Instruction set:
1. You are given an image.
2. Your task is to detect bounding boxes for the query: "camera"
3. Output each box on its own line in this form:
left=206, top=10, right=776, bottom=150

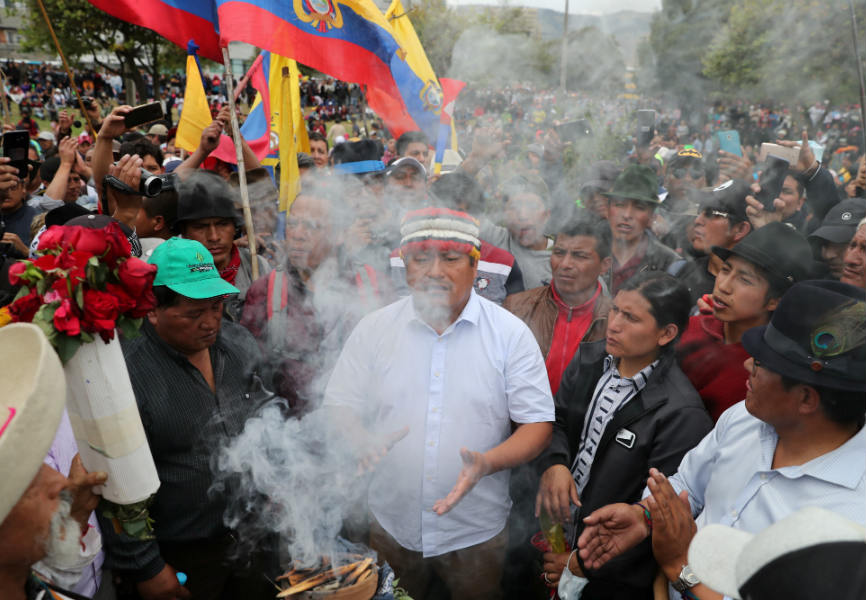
left=138, top=169, right=171, bottom=197
left=104, top=169, right=175, bottom=198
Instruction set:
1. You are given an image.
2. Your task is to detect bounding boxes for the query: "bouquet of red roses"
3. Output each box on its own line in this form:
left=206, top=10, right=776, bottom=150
left=6, top=222, right=157, bottom=361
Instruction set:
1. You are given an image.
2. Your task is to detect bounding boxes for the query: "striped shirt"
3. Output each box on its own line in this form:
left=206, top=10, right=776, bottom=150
left=571, top=356, right=658, bottom=494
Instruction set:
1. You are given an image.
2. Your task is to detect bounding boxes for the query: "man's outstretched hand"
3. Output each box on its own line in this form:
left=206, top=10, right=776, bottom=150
left=577, top=502, right=649, bottom=570
left=357, top=426, right=410, bottom=475
left=433, top=448, right=491, bottom=515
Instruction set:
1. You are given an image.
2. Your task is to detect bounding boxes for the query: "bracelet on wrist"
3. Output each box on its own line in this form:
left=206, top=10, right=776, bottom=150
left=632, top=501, right=653, bottom=534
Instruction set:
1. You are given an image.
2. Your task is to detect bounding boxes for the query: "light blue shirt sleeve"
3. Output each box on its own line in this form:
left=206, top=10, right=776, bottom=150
left=644, top=406, right=736, bottom=517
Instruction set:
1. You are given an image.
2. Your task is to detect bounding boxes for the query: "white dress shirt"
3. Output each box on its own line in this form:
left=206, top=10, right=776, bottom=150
left=646, top=401, right=866, bottom=600
left=324, top=290, right=554, bottom=557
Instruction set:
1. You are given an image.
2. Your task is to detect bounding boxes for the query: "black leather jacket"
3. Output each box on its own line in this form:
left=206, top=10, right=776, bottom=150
left=536, top=340, right=713, bottom=599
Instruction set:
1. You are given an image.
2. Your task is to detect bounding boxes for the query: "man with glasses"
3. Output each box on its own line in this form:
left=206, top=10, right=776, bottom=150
left=673, top=179, right=753, bottom=305
left=676, top=222, right=812, bottom=421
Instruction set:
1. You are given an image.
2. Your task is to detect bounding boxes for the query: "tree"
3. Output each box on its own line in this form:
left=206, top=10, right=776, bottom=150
left=405, top=0, right=469, bottom=77
left=646, top=0, right=735, bottom=110
left=16, top=0, right=185, bottom=100
left=701, top=0, right=866, bottom=105
left=564, top=27, right=626, bottom=95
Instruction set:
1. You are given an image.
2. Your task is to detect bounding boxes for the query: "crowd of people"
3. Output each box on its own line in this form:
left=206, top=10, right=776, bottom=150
left=1, top=60, right=865, bottom=600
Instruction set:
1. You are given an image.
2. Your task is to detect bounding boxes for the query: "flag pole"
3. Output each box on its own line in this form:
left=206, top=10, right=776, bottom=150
left=221, top=46, right=259, bottom=280
left=0, top=67, right=9, bottom=125
left=360, top=85, right=371, bottom=137
left=35, top=0, right=96, bottom=135
left=279, top=66, right=294, bottom=212
left=848, top=0, right=866, bottom=152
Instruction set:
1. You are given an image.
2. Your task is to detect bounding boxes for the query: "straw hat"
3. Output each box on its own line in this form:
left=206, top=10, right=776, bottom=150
left=0, top=323, right=67, bottom=524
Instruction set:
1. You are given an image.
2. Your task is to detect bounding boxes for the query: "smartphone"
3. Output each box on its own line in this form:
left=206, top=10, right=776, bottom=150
left=716, top=130, right=742, bottom=156
left=809, top=141, right=825, bottom=163
left=2, top=130, right=30, bottom=178
left=756, top=155, right=790, bottom=212
left=124, top=102, right=165, bottom=129
left=636, top=109, right=656, bottom=147
left=759, top=142, right=800, bottom=165
left=556, top=119, right=592, bottom=143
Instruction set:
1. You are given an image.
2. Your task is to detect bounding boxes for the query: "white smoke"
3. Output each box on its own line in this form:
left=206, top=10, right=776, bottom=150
left=213, top=403, right=375, bottom=567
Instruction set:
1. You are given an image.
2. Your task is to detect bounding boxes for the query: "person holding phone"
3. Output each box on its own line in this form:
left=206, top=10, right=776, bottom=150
left=677, top=223, right=812, bottom=421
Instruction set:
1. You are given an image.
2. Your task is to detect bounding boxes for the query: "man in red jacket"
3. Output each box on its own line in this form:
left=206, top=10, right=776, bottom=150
left=504, top=219, right=612, bottom=395
left=677, top=222, right=812, bottom=420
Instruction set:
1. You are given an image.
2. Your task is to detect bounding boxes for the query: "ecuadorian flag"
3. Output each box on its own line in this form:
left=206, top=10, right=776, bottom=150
left=216, top=0, right=404, bottom=105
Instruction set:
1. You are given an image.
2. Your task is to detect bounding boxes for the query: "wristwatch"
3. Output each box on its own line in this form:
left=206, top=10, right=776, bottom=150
left=671, top=564, right=700, bottom=592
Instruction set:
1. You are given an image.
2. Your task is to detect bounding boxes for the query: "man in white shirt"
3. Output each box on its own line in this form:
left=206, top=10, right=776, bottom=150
left=324, top=207, right=554, bottom=600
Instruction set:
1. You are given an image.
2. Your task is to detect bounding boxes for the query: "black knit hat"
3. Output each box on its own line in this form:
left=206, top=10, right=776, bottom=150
left=741, top=280, right=866, bottom=391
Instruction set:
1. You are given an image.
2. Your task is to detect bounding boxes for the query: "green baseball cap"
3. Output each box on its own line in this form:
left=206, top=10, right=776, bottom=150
left=148, top=237, right=240, bottom=299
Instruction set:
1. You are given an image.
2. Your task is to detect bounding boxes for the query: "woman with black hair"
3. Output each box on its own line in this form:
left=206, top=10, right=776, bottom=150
left=534, top=271, right=713, bottom=599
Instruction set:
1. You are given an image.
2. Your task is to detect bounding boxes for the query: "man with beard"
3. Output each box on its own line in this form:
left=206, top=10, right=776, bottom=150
left=0, top=323, right=106, bottom=600
left=324, top=208, right=554, bottom=600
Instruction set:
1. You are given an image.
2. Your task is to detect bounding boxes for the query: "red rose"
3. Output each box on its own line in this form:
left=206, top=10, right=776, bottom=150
left=33, top=254, right=59, bottom=272
left=49, top=277, right=74, bottom=300
left=82, top=289, right=120, bottom=341
left=53, top=298, right=81, bottom=336
left=118, top=257, right=157, bottom=297
left=103, top=222, right=131, bottom=263
left=130, top=288, right=156, bottom=318
left=8, top=289, right=42, bottom=323
left=37, top=226, right=67, bottom=253
left=8, top=261, right=27, bottom=286
left=66, top=226, right=109, bottom=257
left=106, top=283, right=136, bottom=313
left=57, top=250, right=91, bottom=282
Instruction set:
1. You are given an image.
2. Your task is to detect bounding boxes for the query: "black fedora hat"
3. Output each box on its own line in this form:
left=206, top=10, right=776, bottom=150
left=712, top=222, right=812, bottom=288
left=741, top=280, right=866, bottom=391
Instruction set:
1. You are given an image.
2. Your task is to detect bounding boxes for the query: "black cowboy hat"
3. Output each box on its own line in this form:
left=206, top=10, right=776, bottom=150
left=741, top=280, right=866, bottom=391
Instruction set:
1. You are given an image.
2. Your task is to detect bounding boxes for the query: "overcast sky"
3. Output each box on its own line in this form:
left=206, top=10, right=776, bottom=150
left=446, top=0, right=661, bottom=15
